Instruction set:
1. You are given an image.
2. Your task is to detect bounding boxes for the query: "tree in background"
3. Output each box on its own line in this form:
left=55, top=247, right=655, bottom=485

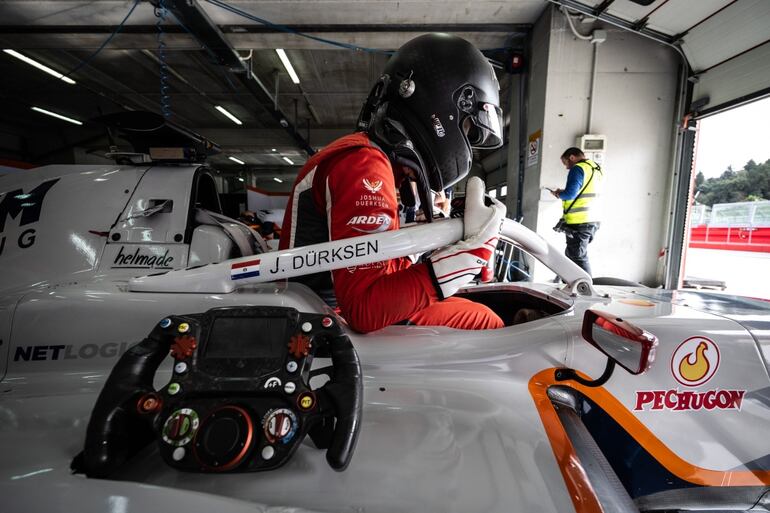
left=695, top=158, right=770, bottom=206
left=695, top=171, right=705, bottom=189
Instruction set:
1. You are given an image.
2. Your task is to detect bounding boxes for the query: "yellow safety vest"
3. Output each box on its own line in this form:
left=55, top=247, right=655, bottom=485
left=562, top=160, right=602, bottom=225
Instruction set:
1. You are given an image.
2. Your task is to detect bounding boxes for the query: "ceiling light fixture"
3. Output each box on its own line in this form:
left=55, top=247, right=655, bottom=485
left=4, top=49, right=76, bottom=84
left=282, top=156, right=294, bottom=165
left=271, top=148, right=277, bottom=152
left=31, top=106, right=82, bottom=125
left=237, top=177, right=245, bottom=182
left=228, top=156, right=246, bottom=165
left=215, top=105, right=243, bottom=125
left=273, top=177, right=283, bottom=183
left=275, top=49, right=300, bottom=84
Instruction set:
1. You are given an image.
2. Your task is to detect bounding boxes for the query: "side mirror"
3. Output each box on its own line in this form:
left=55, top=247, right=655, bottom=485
left=581, top=309, right=657, bottom=375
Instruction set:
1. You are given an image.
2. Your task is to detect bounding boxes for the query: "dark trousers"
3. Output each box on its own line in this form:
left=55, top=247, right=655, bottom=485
left=564, top=223, right=598, bottom=276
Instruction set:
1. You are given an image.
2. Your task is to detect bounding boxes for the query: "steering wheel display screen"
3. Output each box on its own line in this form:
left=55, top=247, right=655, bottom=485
left=205, top=316, right=288, bottom=359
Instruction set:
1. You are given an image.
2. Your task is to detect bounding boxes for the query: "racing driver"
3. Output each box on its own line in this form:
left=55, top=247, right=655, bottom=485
left=280, top=33, right=506, bottom=333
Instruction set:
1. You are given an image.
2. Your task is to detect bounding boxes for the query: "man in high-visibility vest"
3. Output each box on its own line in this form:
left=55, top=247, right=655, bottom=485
left=550, top=147, right=603, bottom=275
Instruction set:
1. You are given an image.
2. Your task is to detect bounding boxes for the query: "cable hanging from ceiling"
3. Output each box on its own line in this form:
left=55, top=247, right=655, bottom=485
left=156, top=4, right=240, bottom=92
left=155, top=0, right=173, bottom=119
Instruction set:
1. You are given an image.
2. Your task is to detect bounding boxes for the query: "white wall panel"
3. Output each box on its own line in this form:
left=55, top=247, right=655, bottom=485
left=681, top=0, right=770, bottom=72
left=644, top=0, right=728, bottom=36
left=605, top=0, right=667, bottom=25
left=693, top=41, right=770, bottom=114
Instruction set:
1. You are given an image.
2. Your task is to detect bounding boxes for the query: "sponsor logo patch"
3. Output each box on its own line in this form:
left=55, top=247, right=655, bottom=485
left=634, top=337, right=745, bottom=412
left=112, top=246, right=174, bottom=269
left=363, top=178, right=383, bottom=194
left=346, top=213, right=392, bottom=233
left=634, top=389, right=745, bottom=412
left=0, top=178, right=59, bottom=258
left=671, top=336, right=719, bottom=387
left=14, top=342, right=132, bottom=361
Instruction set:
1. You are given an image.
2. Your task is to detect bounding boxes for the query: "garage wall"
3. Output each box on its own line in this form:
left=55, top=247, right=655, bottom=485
left=522, top=6, right=679, bottom=284
left=518, top=8, right=551, bottom=231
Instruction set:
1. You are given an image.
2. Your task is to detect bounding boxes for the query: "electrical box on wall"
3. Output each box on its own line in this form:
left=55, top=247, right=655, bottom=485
left=575, top=134, right=607, bottom=165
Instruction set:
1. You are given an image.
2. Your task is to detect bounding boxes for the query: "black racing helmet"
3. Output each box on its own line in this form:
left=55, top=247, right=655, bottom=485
left=361, top=33, right=503, bottom=193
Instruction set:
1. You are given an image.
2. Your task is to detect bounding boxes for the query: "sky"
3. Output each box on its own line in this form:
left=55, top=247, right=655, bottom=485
left=694, top=96, right=770, bottom=178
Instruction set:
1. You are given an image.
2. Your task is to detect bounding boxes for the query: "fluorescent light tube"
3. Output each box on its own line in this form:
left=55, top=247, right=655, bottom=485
left=273, top=177, right=283, bottom=183
left=282, top=156, right=294, bottom=165
left=275, top=49, right=300, bottom=84
left=228, top=156, right=245, bottom=165
left=31, top=106, right=82, bottom=125
left=215, top=105, right=243, bottom=125
left=4, top=49, right=76, bottom=84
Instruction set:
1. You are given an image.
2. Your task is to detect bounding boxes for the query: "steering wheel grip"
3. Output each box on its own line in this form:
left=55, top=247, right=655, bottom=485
left=324, top=335, right=363, bottom=471
left=79, top=334, right=169, bottom=477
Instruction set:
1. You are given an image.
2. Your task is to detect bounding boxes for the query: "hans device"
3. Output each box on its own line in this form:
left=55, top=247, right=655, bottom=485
left=73, top=306, right=362, bottom=477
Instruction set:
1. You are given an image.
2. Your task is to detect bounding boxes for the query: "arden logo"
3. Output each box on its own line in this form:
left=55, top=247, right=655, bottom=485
left=346, top=213, right=392, bottom=233
left=635, top=337, right=745, bottom=412
left=363, top=178, right=383, bottom=194
left=671, top=337, right=719, bottom=387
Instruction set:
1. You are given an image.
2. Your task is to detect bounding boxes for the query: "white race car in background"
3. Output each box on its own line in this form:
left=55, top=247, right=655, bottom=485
left=1, top=161, right=769, bottom=513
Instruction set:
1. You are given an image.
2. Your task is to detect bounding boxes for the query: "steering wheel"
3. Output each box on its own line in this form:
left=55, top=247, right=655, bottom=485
left=73, top=306, right=363, bottom=477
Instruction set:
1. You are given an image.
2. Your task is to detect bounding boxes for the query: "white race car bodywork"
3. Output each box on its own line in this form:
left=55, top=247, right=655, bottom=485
left=1, top=164, right=769, bottom=513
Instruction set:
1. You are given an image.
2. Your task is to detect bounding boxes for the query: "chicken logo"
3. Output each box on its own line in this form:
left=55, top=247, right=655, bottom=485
left=636, top=336, right=743, bottom=412
left=679, top=342, right=710, bottom=381
left=363, top=178, right=383, bottom=194
left=671, top=337, right=720, bottom=387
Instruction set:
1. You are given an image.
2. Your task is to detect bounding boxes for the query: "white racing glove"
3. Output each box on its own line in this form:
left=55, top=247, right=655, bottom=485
left=427, top=177, right=506, bottom=300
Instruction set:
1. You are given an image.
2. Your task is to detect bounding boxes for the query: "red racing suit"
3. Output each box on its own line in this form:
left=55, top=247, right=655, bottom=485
left=280, top=133, right=502, bottom=333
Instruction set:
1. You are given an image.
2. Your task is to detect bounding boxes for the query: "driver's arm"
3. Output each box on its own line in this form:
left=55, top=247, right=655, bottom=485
left=326, top=148, right=440, bottom=333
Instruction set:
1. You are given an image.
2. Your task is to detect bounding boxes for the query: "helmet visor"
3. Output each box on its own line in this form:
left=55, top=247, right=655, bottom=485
left=463, top=102, right=504, bottom=149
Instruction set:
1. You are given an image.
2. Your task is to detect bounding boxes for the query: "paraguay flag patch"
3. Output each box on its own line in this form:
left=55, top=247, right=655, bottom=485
left=230, top=259, right=260, bottom=280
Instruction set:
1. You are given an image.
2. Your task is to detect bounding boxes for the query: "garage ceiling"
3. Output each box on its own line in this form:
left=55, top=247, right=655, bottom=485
left=0, top=0, right=536, bottom=174
left=1, top=0, right=768, bottom=175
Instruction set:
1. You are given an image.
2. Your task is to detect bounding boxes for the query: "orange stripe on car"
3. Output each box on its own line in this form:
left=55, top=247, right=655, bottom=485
left=529, top=367, right=770, bottom=508
left=528, top=372, right=603, bottom=513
